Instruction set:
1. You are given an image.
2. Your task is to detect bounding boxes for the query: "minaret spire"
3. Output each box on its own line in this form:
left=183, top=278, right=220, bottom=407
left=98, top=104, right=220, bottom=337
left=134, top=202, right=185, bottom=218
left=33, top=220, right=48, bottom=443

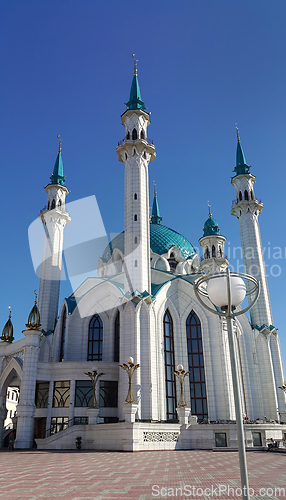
left=234, top=125, right=249, bottom=175
left=151, top=181, right=162, bottom=225
left=125, top=54, right=146, bottom=111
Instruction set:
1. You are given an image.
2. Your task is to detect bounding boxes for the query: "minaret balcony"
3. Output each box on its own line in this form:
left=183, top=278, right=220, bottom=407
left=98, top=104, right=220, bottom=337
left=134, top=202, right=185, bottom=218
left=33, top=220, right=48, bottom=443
left=232, top=198, right=262, bottom=206
left=117, top=137, right=154, bottom=147
left=116, top=137, right=156, bottom=162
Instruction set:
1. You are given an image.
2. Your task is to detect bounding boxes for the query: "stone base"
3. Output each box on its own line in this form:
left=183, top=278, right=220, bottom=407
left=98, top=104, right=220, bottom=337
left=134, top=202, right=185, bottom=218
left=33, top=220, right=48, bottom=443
left=176, top=407, right=191, bottom=425
left=86, top=408, right=100, bottom=425
left=122, top=403, right=138, bottom=423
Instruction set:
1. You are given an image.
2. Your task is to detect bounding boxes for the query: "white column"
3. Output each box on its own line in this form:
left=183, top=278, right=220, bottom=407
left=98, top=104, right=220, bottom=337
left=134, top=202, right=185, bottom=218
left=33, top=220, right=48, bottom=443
left=15, top=329, right=41, bottom=449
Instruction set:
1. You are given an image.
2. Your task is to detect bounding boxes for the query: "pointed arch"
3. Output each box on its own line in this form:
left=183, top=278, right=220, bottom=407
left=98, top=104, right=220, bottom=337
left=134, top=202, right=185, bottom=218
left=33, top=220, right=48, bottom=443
left=140, top=130, right=145, bottom=140
left=186, top=310, right=208, bottom=421
left=126, top=131, right=130, bottom=140
left=114, top=311, right=120, bottom=362
left=163, top=309, right=177, bottom=421
left=0, top=357, right=23, bottom=395
left=132, top=128, right=137, bottom=140
left=88, top=314, right=103, bottom=361
left=239, top=191, right=242, bottom=201
left=212, top=245, right=216, bottom=257
left=51, top=199, right=56, bottom=210
left=244, top=190, right=249, bottom=201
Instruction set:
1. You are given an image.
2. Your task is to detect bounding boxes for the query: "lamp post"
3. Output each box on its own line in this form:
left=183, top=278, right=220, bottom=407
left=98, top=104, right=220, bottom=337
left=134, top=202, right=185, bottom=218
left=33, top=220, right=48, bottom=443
left=119, top=357, right=140, bottom=404
left=173, top=364, right=189, bottom=407
left=194, top=269, right=259, bottom=500
left=85, top=366, right=104, bottom=409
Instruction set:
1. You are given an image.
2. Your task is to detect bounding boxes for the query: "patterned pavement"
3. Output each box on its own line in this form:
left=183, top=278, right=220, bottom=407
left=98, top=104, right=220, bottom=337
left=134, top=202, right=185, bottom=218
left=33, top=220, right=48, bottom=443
left=0, top=449, right=285, bottom=499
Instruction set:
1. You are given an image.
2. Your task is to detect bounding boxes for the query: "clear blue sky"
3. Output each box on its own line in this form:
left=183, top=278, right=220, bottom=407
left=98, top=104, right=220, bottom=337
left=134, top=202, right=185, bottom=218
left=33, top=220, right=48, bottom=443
left=1, top=1, right=286, bottom=363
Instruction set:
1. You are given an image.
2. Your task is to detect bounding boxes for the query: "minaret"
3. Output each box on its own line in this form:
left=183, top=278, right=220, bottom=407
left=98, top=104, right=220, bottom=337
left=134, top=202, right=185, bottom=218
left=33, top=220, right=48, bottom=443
left=231, top=127, right=272, bottom=327
left=38, top=137, right=71, bottom=333
left=199, top=203, right=229, bottom=275
left=116, top=56, right=156, bottom=294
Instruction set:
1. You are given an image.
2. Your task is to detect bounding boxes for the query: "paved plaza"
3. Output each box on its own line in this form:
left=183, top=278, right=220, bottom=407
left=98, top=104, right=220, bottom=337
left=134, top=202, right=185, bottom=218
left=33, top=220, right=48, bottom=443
left=0, top=449, right=285, bottom=500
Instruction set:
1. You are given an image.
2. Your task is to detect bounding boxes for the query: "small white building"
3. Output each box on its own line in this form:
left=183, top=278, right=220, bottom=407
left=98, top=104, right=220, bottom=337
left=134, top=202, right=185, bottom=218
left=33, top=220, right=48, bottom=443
left=0, top=60, right=285, bottom=451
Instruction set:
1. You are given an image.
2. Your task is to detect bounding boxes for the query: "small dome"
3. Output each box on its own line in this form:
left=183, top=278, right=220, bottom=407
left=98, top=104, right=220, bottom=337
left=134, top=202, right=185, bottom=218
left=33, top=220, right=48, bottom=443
left=26, top=293, right=41, bottom=330
left=1, top=309, right=13, bottom=343
left=202, top=217, right=221, bottom=237
left=102, top=224, right=196, bottom=263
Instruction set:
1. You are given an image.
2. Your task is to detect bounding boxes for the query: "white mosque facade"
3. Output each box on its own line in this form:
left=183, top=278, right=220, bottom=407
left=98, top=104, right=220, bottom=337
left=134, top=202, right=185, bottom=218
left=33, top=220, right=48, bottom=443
left=0, top=62, right=285, bottom=451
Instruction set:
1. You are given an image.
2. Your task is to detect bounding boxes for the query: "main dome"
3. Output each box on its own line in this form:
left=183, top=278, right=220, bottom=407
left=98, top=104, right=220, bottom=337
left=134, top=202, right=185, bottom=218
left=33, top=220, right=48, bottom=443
left=102, top=224, right=196, bottom=263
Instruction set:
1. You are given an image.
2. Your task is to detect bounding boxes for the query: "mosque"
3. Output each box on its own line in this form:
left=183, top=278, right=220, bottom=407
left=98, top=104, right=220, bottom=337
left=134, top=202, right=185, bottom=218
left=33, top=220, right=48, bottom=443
left=0, top=59, right=285, bottom=451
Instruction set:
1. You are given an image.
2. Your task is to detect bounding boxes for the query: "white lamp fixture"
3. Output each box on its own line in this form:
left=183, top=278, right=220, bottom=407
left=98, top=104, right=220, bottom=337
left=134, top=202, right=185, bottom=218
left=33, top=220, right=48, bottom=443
left=207, top=274, right=246, bottom=310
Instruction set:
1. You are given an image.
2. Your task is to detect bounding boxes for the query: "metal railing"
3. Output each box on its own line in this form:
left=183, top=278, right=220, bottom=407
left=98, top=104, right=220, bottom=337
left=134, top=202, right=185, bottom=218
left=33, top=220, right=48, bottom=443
left=200, top=254, right=228, bottom=262
left=117, top=137, right=154, bottom=147
left=232, top=198, right=262, bottom=206
left=45, top=416, right=88, bottom=438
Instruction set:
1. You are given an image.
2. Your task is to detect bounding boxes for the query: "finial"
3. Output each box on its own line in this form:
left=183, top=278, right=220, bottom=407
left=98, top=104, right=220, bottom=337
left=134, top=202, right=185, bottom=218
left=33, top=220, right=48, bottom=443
left=34, top=289, right=38, bottom=304
left=153, top=180, right=157, bottom=197
left=235, top=124, right=240, bottom=143
left=132, top=53, right=138, bottom=76
left=57, top=134, right=62, bottom=154
left=207, top=201, right=212, bottom=219
left=8, top=305, right=11, bottom=319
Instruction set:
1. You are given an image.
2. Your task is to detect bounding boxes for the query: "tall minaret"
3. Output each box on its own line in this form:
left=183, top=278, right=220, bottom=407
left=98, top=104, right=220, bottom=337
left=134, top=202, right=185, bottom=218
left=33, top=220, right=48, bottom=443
left=231, top=128, right=272, bottom=328
left=38, top=137, right=71, bottom=333
left=116, top=56, right=156, bottom=294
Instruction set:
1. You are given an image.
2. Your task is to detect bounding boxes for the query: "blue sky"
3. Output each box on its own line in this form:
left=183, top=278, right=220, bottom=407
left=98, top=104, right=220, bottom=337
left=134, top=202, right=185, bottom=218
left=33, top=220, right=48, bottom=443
left=1, top=1, right=286, bottom=363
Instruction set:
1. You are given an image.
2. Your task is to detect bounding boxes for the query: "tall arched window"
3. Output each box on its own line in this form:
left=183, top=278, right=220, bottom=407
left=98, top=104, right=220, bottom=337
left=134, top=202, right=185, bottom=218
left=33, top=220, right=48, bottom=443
left=239, top=191, right=242, bottom=201
left=114, top=311, right=120, bottom=362
left=212, top=245, right=216, bottom=257
left=140, top=130, right=145, bottom=139
left=51, top=199, right=56, bottom=209
left=132, top=128, right=137, bottom=140
left=60, top=307, right=67, bottom=362
left=126, top=131, right=130, bottom=140
left=163, top=310, right=177, bottom=421
left=88, top=314, right=103, bottom=361
left=244, top=190, right=249, bottom=201
left=186, top=311, right=208, bottom=421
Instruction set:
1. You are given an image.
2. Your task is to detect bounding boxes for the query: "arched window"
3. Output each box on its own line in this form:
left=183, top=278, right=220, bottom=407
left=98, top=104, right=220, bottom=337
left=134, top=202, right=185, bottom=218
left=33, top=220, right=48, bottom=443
left=244, top=190, right=249, bottom=201
left=205, top=247, right=210, bottom=259
left=134, top=214, right=137, bottom=221
left=163, top=310, right=177, bottom=421
left=134, top=236, right=138, bottom=244
left=251, top=190, right=254, bottom=200
left=132, top=128, right=137, bottom=140
left=88, top=314, right=103, bottom=361
left=218, top=246, right=222, bottom=257
left=126, top=131, right=130, bottom=140
left=58, top=199, right=62, bottom=207
left=186, top=311, right=208, bottom=421
left=114, top=311, right=120, bottom=362
left=212, top=245, right=216, bottom=257
left=60, top=307, right=67, bottom=362
left=168, top=253, right=177, bottom=272
left=140, top=130, right=145, bottom=139
left=51, top=199, right=56, bottom=210
left=47, top=201, right=50, bottom=210
left=239, top=191, right=242, bottom=201
left=134, top=193, right=137, bottom=200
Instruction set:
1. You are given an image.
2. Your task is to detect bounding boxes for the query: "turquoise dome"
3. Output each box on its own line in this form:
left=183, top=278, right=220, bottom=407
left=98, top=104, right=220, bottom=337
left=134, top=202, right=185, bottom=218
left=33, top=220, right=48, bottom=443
left=202, top=217, right=221, bottom=237
left=102, top=224, right=196, bottom=263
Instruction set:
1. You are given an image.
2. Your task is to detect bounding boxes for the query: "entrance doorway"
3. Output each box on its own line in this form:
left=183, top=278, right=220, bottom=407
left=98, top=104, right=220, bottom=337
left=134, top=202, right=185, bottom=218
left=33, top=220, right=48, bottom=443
left=34, top=417, right=47, bottom=439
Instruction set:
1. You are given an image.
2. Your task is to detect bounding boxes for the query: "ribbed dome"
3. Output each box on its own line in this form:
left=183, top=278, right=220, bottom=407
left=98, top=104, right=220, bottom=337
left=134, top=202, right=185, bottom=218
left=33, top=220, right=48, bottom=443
left=202, top=217, right=221, bottom=237
left=102, top=224, right=196, bottom=263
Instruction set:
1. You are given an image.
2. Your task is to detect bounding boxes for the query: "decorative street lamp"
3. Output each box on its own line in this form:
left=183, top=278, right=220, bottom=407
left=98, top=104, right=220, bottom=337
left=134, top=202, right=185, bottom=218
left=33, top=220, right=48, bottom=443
left=173, top=364, right=189, bottom=407
left=85, top=366, right=104, bottom=409
left=119, top=357, right=140, bottom=404
left=194, top=269, right=259, bottom=500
